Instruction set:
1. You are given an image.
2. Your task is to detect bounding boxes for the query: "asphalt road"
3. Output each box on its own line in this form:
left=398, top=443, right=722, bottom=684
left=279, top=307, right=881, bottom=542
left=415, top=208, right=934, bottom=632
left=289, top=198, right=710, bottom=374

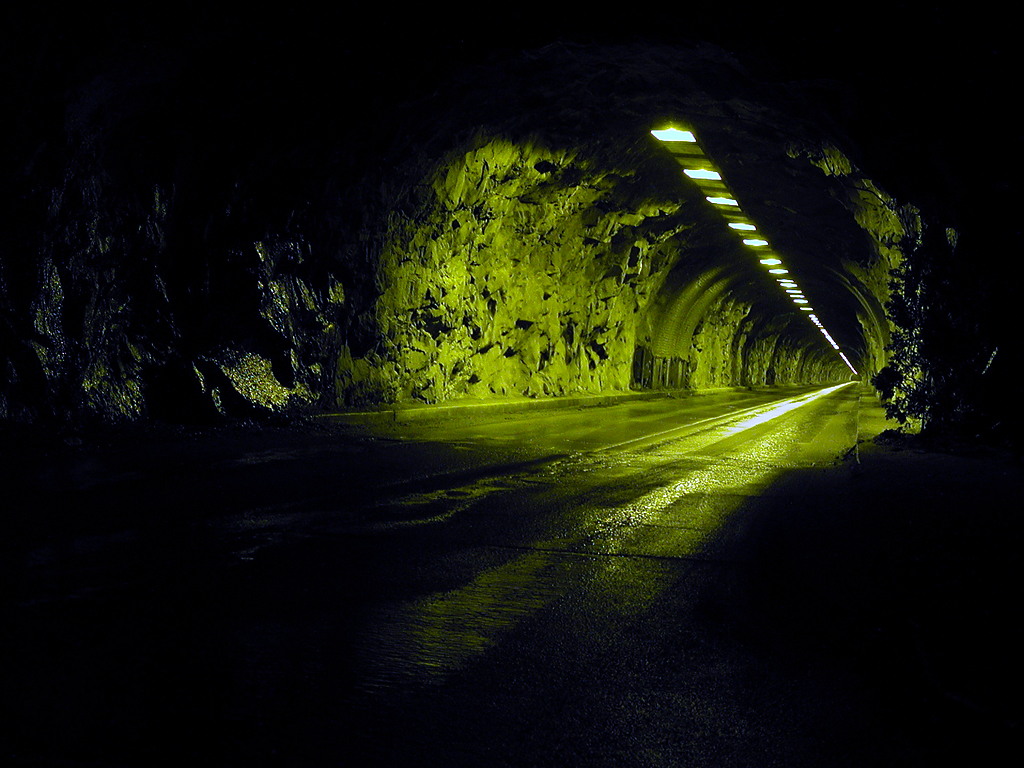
left=4, top=383, right=1017, bottom=766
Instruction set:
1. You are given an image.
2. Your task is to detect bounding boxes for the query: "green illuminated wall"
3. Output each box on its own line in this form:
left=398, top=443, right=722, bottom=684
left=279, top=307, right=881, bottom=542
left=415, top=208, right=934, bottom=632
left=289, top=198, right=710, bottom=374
left=333, top=128, right=886, bottom=406
left=336, top=136, right=691, bottom=404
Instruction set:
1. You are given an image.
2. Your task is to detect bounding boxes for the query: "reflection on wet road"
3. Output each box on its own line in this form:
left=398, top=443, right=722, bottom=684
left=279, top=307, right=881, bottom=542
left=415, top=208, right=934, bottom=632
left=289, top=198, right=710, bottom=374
left=346, top=384, right=858, bottom=695
left=8, top=382, right=883, bottom=767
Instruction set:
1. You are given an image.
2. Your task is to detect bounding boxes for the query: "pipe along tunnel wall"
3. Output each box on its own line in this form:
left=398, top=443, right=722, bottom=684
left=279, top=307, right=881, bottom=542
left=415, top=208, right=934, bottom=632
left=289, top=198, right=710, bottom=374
left=1, top=43, right=905, bottom=424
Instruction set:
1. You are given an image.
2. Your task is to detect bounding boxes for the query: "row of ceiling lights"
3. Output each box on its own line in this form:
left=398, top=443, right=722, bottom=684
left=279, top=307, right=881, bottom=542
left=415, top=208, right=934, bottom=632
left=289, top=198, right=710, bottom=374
left=651, top=127, right=858, bottom=376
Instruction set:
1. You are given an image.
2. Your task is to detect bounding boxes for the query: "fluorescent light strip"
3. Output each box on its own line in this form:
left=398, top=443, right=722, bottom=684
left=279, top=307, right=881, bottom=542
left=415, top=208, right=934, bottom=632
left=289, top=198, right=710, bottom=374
left=838, top=352, right=858, bottom=375
left=651, top=128, right=696, bottom=142
left=652, top=124, right=852, bottom=372
left=684, top=168, right=722, bottom=180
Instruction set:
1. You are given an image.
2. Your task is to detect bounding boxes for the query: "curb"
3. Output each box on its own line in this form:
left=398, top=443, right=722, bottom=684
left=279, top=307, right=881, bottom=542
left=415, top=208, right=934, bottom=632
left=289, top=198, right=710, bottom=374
left=316, top=390, right=671, bottom=425
left=314, top=387, right=766, bottom=426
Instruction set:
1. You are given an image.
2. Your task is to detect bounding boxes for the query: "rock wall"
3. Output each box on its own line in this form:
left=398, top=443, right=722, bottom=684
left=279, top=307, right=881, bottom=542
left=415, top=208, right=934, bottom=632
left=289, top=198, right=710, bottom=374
left=1, top=74, right=349, bottom=425
left=336, top=136, right=692, bottom=404
left=789, top=141, right=920, bottom=379
left=331, top=126, right=865, bottom=407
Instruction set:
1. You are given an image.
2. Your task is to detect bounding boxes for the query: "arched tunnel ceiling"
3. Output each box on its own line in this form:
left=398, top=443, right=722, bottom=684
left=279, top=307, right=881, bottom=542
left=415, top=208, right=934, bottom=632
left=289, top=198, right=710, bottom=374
left=671, top=119, right=882, bottom=357
left=383, top=42, right=897, bottom=373
left=642, top=122, right=881, bottom=367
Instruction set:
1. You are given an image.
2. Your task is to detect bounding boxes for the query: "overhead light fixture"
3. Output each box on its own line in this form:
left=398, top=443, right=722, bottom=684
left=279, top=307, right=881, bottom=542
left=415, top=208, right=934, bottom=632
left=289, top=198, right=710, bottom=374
left=684, top=168, right=722, bottom=180
left=653, top=123, right=850, bottom=371
left=839, top=352, right=858, bottom=375
left=651, top=128, right=696, bottom=142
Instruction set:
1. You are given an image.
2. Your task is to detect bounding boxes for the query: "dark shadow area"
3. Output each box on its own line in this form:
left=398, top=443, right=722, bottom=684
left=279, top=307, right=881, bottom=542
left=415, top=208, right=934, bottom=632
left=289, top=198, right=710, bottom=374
left=696, top=438, right=1024, bottom=763
left=3, top=413, right=1022, bottom=766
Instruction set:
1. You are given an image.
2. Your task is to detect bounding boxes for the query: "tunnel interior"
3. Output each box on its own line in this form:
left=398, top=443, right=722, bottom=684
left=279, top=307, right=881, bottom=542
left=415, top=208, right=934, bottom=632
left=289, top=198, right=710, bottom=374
left=0, top=37, right=947, bottom=426
left=309, top=44, right=902, bottom=410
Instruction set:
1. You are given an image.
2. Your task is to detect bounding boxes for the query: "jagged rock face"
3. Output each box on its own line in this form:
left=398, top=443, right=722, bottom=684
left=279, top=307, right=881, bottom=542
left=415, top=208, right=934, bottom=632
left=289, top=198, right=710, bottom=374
left=1, top=68, right=348, bottom=424
left=1, top=41, right=909, bottom=424
left=335, top=125, right=889, bottom=406
left=337, top=137, right=690, bottom=404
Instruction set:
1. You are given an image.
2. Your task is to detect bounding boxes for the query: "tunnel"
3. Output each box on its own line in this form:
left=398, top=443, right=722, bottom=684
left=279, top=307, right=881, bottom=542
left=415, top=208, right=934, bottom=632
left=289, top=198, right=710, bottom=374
left=5, top=14, right=1023, bottom=766
left=326, top=43, right=909, bottom=409
left=0, top=41, right=915, bottom=427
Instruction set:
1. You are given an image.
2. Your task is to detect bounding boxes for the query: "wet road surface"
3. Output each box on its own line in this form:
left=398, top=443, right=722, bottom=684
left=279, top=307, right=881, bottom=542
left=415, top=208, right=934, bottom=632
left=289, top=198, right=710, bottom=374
left=4, top=384, right=1020, bottom=766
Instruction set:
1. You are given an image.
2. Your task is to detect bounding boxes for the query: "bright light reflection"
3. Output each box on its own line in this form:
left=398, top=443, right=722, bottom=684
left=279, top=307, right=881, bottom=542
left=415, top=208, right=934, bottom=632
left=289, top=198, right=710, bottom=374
left=706, top=196, right=739, bottom=206
left=728, top=222, right=757, bottom=230
left=743, top=239, right=769, bottom=246
left=760, top=258, right=782, bottom=265
left=684, top=168, right=722, bottom=180
left=651, top=128, right=696, bottom=142
left=793, top=299, right=808, bottom=304
left=723, top=382, right=854, bottom=436
left=769, top=268, right=789, bottom=274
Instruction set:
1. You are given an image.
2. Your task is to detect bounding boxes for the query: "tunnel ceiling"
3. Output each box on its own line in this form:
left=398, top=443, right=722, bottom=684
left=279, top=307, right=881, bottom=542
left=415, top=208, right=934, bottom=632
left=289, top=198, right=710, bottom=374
left=376, top=43, right=905, bottom=372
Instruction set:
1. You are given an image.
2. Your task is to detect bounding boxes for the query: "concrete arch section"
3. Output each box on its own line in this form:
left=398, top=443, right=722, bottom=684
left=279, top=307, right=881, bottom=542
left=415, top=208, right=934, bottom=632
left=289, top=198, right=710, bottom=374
left=636, top=258, right=852, bottom=392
